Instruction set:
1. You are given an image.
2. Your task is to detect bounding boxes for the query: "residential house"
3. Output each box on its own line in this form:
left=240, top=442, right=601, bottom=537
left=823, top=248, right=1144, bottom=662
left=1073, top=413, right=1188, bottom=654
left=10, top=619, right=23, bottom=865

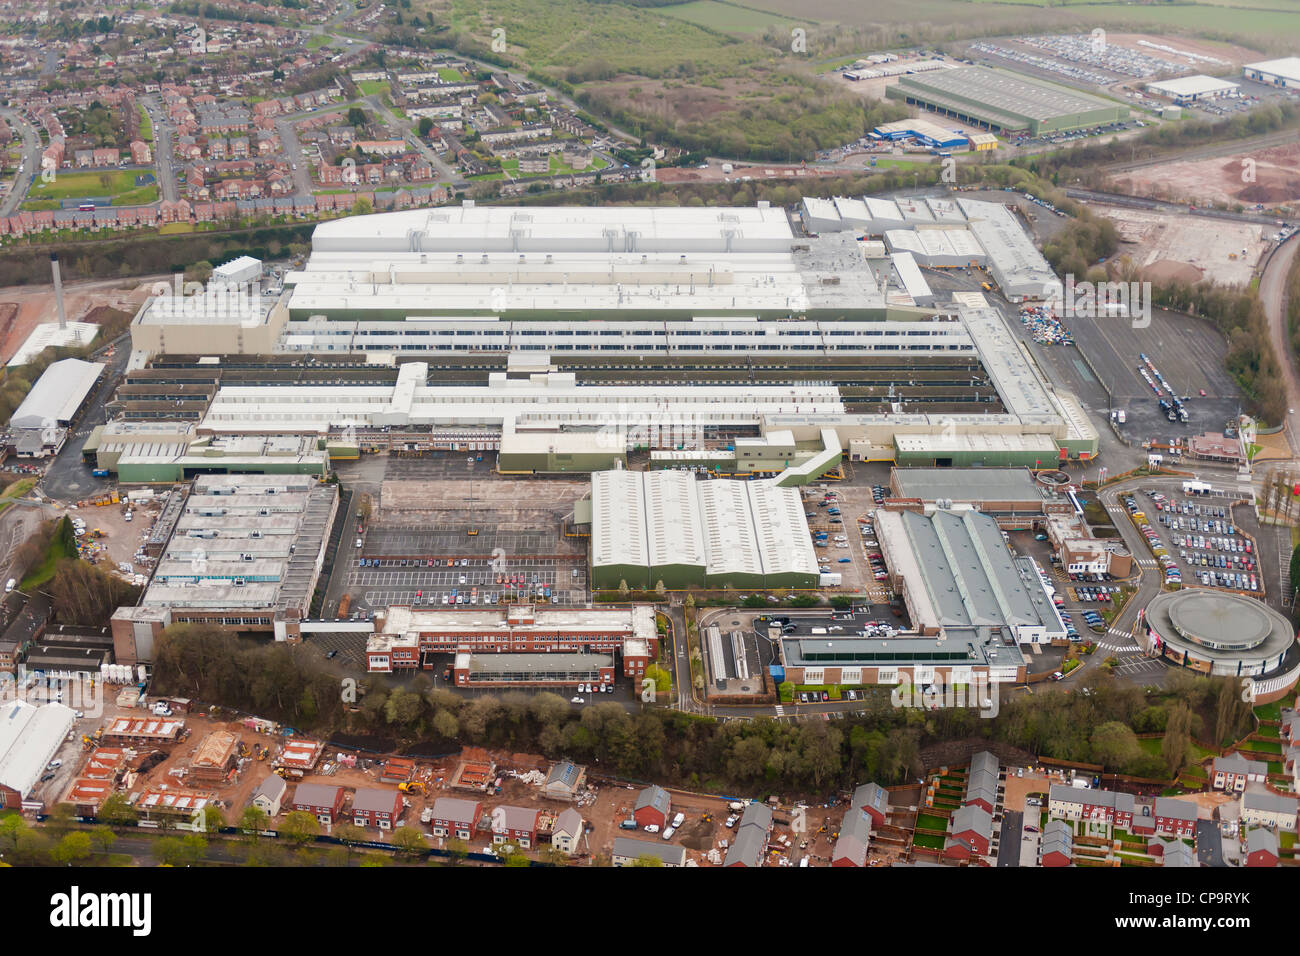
left=429, top=796, right=481, bottom=840
left=1040, top=818, right=1073, bottom=867
left=291, top=782, right=345, bottom=825
left=1152, top=797, right=1198, bottom=838
left=352, top=787, right=403, bottom=829
left=1212, top=753, right=1268, bottom=792
left=1241, top=790, right=1298, bottom=831
left=724, top=803, right=774, bottom=867
left=542, top=760, right=585, bottom=802
left=1148, top=836, right=1197, bottom=867
left=1245, top=827, right=1279, bottom=867
left=249, top=774, right=286, bottom=817
left=550, top=808, right=584, bottom=855
left=851, top=782, right=890, bottom=827
left=831, top=807, right=872, bottom=867
left=633, top=784, right=671, bottom=830
left=1049, top=784, right=1135, bottom=830
left=964, top=751, right=1000, bottom=813
left=130, top=140, right=152, bottom=164
left=492, top=805, right=542, bottom=848
left=943, top=804, right=993, bottom=861
left=93, top=147, right=119, bottom=167
left=611, top=836, right=685, bottom=867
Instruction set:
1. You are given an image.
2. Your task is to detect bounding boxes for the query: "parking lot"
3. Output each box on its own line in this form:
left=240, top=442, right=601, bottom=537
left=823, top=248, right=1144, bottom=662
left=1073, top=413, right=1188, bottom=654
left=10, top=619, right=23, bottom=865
left=345, top=555, right=586, bottom=611
left=1121, top=487, right=1261, bottom=595
left=799, top=481, right=895, bottom=601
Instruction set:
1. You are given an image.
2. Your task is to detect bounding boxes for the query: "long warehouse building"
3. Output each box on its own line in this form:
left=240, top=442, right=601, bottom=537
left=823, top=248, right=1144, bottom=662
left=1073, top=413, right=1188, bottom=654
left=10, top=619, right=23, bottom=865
left=886, top=66, right=1128, bottom=136
left=589, top=469, right=819, bottom=590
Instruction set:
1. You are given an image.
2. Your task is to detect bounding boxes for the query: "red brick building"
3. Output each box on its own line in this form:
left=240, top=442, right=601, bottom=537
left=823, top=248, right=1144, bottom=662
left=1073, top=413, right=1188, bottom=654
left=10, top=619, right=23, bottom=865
left=492, top=805, right=542, bottom=848
left=291, top=782, right=345, bottom=825
left=351, top=787, right=403, bottom=829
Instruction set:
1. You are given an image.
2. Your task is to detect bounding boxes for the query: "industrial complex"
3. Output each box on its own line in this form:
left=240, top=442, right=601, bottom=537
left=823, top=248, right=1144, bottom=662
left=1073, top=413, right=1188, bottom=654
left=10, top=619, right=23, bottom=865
left=110, top=202, right=1095, bottom=478
left=885, top=66, right=1129, bottom=136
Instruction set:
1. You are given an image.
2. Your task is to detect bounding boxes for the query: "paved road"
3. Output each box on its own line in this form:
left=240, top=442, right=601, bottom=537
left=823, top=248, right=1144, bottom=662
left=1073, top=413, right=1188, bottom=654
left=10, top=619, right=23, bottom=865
left=1259, top=234, right=1300, bottom=455
left=997, top=809, right=1022, bottom=867
left=39, top=334, right=131, bottom=502
left=0, top=108, right=41, bottom=217
left=139, top=96, right=179, bottom=203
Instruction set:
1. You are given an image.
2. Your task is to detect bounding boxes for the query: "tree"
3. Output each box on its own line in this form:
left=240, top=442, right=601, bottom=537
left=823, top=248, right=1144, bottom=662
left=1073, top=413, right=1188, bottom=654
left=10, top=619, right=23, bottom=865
left=52, top=831, right=92, bottom=865
left=279, top=810, right=321, bottom=846
left=333, top=822, right=365, bottom=849
left=197, top=804, right=225, bottom=833
left=347, top=106, right=367, bottom=127
left=45, top=802, right=77, bottom=837
left=417, top=117, right=434, bottom=137
left=390, top=826, right=428, bottom=856
left=50, top=560, right=142, bottom=626
left=631, top=853, right=663, bottom=867
left=239, top=805, right=269, bottom=839
left=618, top=579, right=630, bottom=598
left=1089, top=721, right=1141, bottom=770
left=153, top=835, right=203, bottom=866
left=352, top=196, right=373, bottom=216
left=99, top=792, right=138, bottom=827
left=504, top=850, right=530, bottom=867
left=186, top=259, right=213, bottom=283
left=445, top=837, right=469, bottom=864
left=1163, top=701, right=1194, bottom=777
left=91, top=828, right=117, bottom=855
left=432, top=708, right=459, bottom=739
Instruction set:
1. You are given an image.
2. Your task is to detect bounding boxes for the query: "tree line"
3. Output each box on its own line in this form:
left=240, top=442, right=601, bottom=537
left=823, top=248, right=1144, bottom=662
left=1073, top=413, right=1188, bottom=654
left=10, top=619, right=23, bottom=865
left=151, top=624, right=1251, bottom=796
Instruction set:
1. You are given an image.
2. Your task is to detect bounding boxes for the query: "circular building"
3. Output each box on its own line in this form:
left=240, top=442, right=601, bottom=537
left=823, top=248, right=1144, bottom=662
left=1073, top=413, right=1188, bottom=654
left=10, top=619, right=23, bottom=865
left=1143, top=590, right=1296, bottom=677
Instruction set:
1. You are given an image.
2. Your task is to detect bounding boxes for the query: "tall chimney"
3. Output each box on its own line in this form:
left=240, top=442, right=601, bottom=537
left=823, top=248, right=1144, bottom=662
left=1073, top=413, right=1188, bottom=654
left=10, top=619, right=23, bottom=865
left=50, top=253, right=66, bottom=330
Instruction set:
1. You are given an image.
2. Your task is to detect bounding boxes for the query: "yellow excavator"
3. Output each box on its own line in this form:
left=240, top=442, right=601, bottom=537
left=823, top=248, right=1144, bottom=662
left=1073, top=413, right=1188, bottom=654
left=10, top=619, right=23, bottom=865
left=398, top=781, right=425, bottom=795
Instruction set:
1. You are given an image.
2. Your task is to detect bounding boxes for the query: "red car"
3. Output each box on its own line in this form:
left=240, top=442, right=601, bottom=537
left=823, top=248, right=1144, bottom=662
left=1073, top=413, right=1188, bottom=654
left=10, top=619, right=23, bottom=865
left=1198, top=388, right=1206, bottom=396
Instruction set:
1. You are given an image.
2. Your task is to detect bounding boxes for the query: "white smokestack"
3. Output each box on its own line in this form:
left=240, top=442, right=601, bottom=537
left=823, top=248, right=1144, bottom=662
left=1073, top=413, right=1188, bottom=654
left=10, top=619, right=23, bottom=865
left=50, top=253, right=66, bottom=330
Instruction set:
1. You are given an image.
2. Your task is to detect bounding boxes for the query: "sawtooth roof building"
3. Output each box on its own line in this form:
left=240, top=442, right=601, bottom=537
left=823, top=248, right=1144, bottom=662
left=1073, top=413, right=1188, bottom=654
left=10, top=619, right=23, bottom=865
left=589, top=469, right=819, bottom=590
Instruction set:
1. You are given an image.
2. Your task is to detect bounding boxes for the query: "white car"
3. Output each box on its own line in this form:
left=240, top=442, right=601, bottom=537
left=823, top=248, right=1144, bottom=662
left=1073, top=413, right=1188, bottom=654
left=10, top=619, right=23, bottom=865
left=570, top=696, right=584, bottom=704
left=643, top=824, right=660, bottom=834
left=662, top=826, right=677, bottom=840
left=671, top=811, right=685, bottom=828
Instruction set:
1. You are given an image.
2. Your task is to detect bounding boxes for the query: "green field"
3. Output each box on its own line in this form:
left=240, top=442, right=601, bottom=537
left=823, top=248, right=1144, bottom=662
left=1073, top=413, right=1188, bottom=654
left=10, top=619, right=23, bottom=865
left=137, top=104, right=153, bottom=144
left=438, top=67, right=463, bottom=81
left=739, top=0, right=1300, bottom=49
left=658, top=0, right=800, bottom=34
left=357, top=80, right=391, bottom=96
left=23, top=169, right=158, bottom=206
left=21, top=530, right=75, bottom=590
left=306, top=34, right=331, bottom=49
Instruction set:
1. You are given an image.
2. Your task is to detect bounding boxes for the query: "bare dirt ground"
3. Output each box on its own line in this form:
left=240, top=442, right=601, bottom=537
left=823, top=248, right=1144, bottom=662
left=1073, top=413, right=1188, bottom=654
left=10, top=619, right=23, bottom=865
left=0, top=274, right=164, bottom=364
left=1110, top=143, right=1300, bottom=210
left=1094, top=203, right=1271, bottom=287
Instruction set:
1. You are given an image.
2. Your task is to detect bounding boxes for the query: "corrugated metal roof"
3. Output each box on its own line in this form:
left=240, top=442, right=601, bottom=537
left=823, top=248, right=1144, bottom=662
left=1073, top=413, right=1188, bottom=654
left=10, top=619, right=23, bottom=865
left=10, top=358, right=105, bottom=429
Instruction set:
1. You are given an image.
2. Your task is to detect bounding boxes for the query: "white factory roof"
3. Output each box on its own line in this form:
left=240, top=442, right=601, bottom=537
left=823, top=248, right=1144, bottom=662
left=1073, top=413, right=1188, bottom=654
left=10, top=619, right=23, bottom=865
left=958, top=198, right=1059, bottom=297
left=213, top=255, right=263, bottom=281
left=310, top=202, right=796, bottom=254
left=591, top=469, right=650, bottom=570
left=1245, top=57, right=1300, bottom=83
left=890, top=252, right=933, bottom=303
left=290, top=204, right=889, bottom=317
left=6, top=321, right=100, bottom=367
left=0, top=701, right=76, bottom=801
left=642, top=469, right=708, bottom=570
left=1146, top=75, right=1239, bottom=98
left=591, top=471, right=816, bottom=581
left=201, top=369, right=847, bottom=435
left=9, top=357, right=104, bottom=429
left=697, top=480, right=764, bottom=578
